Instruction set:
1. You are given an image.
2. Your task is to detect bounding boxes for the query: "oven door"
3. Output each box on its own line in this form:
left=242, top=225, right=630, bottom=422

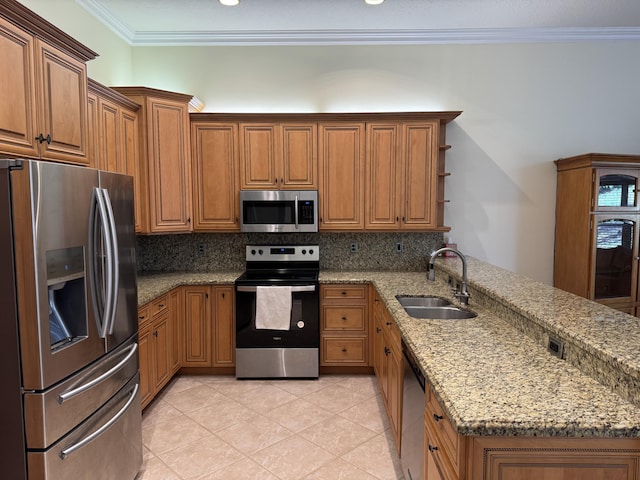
left=235, top=284, right=319, bottom=348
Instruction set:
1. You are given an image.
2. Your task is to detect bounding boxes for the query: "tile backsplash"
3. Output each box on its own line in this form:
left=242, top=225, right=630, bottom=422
left=136, top=232, right=444, bottom=273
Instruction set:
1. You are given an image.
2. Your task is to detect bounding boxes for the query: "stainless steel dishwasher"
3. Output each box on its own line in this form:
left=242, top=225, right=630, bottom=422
left=401, top=340, right=425, bottom=480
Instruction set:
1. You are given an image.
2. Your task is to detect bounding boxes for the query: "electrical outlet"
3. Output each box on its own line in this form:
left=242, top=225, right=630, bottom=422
left=395, top=241, right=403, bottom=253
left=349, top=242, right=358, bottom=253
left=197, top=244, right=206, bottom=256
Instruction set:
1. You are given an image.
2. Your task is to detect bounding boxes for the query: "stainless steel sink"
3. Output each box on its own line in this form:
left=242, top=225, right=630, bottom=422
left=395, top=295, right=451, bottom=307
left=402, top=305, right=477, bottom=320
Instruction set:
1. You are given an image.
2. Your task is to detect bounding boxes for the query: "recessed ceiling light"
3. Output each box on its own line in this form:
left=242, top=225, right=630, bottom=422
left=220, top=0, right=239, bottom=5
left=365, top=0, right=384, bottom=4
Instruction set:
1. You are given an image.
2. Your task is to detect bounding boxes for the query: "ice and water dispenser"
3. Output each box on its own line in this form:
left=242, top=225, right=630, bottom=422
left=46, top=247, right=87, bottom=350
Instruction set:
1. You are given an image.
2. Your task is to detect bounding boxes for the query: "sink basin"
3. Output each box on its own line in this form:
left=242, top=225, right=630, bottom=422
left=403, top=305, right=477, bottom=320
left=396, top=295, right=451, bottom=307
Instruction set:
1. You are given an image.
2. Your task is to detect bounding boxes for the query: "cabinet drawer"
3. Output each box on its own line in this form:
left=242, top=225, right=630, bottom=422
left=321, top=285, right=367, bottom=302
left=424, top=414, right=458, bottom=480
left=426, top=386, right=463, bottom=476
left=150, top=294, right=169, bottom=318
left=137, top=304, right=151, bottom=329
left=322, top=306, right=366, bottom=331
left=321, top=336, right=367, bottom=365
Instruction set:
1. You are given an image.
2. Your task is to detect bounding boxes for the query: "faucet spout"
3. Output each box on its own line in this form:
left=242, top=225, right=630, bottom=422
left=428, top=247, right=470, bottom=305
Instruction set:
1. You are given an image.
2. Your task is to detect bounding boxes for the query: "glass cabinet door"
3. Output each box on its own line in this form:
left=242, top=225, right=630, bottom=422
left=591, top=215, right=638, bottom=301
left=594, top=169, right=639, bottom=211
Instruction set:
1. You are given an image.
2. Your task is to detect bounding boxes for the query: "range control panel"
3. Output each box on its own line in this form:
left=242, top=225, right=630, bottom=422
left=246, top=245, right=319, bottom=262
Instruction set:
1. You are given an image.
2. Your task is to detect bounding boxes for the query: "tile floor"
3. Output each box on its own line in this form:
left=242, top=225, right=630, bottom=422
left=137, top=374, right=405, bottom=480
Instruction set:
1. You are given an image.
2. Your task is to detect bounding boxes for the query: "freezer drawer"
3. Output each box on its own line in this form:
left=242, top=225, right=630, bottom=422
left=24, top=336, right=138, bottom=449
left=27, top=374, right=142, bottom=480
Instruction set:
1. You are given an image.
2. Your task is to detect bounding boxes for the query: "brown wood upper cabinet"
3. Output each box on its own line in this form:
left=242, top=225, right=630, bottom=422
left=191, top=121, right=240, bottom=231
left=239, top=122, right=317, bottom=190
left=366, top=121, right=441, bottom=230
left=114, top=87, right=193, bottom=234
left=318, top=122, right=366, bottom=230
left=0, top=5, right=96, bottom=165
left=87, top=79, right=139, bottom=176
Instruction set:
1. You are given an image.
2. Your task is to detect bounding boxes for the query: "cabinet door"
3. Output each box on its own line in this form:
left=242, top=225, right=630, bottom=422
left=594, top=169, right=640, bottom=212
left=280, top=123, right=317, bottom=189
left=147, top=98, right=192, bottom=232
left=152, top=312, right=171, bottom=391
left=366, top=123, right=401, bottom=229
left=191, top=123, right=240, bottom=231
left=318, top=123, right=365, bottom=230
left=402, top=122, right=439, bottom=229
left=183, top=286, right=212, bottom=367
left=213, top=286, right=235, bottom=367
left=240, top=123, right=278, bottom=189
left=590, top=214, right=639, bottom=303
left=386, top=344, right=403, bottom=450
left=97, top=97, right=119, bottom=172
left=120, top=107, right=138, bottom=177
left=168, top=288, right=183, bottom=374
left=0, top=17, right=38, bottom=158
left=86, top=91, right=98, bottom=169
left=138, top=322, right=153, bottom=409
left=34, top=39, right=88, bottom=164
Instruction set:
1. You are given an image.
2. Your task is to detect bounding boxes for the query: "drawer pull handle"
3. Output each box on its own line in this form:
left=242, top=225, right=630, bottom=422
left=138, top=315, right=145, bottom=320
left=158, top=304, right=165, bottom=309
left=341, top=348, right=347, bottom=352
left=341, top=316, right=347, bottom=321
left=384, top=346, right=390, bottom=356
left=376, top=327, right=381, bottom=333
left=386, top=322, right=392, bottom=326
left=341, top=291, right=347, bottom=295
left=428, top=444, right=438, bottom=453
left=433, top=413, right=443, bottom=422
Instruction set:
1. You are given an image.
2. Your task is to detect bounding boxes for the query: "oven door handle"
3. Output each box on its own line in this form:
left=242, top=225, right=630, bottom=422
left=236, top=285, right=316, bottom=293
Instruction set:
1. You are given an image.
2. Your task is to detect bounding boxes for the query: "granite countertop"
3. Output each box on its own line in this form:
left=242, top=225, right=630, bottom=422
left=135, top=262, right=640, bottom=438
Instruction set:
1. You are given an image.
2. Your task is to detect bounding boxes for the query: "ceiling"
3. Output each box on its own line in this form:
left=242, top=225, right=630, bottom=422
left=75, top=0, right=640, bottom=46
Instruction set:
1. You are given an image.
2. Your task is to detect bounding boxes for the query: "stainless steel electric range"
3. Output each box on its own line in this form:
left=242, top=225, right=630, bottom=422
left=235, top=245, right=320, bottom=379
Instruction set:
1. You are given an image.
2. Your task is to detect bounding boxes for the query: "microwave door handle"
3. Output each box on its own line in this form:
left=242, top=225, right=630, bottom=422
left=101, top=188, right=119, bottom=335
left=294, top=194, right=299, bottom=229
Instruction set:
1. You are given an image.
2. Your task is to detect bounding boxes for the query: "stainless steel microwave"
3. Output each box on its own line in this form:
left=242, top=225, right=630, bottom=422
left=240, top=190, right=318, bottom=233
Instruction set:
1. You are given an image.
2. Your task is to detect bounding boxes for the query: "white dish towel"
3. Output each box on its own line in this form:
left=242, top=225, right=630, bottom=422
left=255, top=286, right=292, bottom=330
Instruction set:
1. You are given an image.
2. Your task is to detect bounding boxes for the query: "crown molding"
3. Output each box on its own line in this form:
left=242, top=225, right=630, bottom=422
left=117, top=27, right=640, bottom=47
left=74, top=0, right=640, bottom=46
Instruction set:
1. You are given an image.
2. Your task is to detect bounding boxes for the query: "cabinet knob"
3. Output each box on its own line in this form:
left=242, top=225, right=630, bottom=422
left=376, top=327, right=381, bottom=333
left=153, top=331, right=158, bottom=338
left=433, top=413, right=443, bottom=422
left=428, top=444, right=438, bottom=453
left=222, top=292, right=225, bottom=299
left=384, top=346, right=390, bottom=356
left=386, top=322, right=392, bottom=326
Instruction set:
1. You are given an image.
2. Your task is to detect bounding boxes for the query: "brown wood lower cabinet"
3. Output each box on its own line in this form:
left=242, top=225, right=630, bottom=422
left=372, top=287, right=403, bottom=452
left=137, top=293, right=175, bottom=409
left=423, top=381, right=640, bottom=480
left=320, top=284, right=369, bottom=366
left=138, top=284, right=235, bottom=409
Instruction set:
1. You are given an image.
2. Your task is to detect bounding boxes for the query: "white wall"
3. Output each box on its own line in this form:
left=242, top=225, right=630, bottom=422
left=15, top=1, right=640, bottom=283
left=18, top=0, right=133, bottom=84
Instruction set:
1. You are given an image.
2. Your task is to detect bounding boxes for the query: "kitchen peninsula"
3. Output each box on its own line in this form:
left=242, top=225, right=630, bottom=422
left=139, top=256, right=640, bottom=479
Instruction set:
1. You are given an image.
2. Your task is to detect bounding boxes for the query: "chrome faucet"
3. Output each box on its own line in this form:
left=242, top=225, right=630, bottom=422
left=428, top=247, right=471, bottom=305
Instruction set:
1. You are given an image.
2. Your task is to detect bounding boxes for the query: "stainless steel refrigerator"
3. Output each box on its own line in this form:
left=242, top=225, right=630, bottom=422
left=0, top=159, right=142, bottom=479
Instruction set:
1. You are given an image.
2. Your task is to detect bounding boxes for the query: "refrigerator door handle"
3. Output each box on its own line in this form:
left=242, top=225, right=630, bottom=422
left=59, top=382, right=139, bottom=460
left=101, top=188, right=119, bottom=335
left=57, top=343, right=138, bottom=404
left=90, top=188, right=114, bottom=338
